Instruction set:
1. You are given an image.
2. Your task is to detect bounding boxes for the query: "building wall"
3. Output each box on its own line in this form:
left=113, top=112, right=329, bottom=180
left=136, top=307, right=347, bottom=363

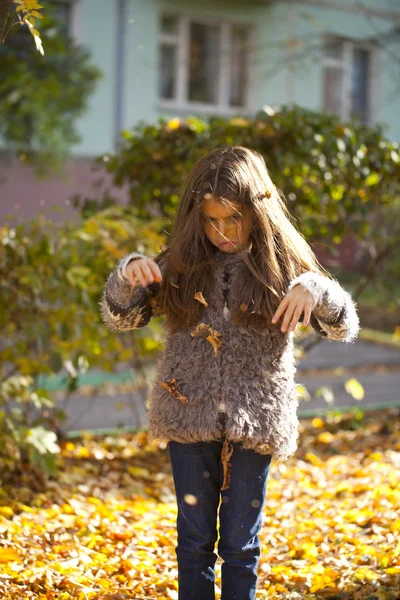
left=290, top=1, right=400, bottom=140
left=73, top=0, right=118, bottom=155
left=1, top=0, right=399, bottom=238
left=71, top=0, right=400, bottom=157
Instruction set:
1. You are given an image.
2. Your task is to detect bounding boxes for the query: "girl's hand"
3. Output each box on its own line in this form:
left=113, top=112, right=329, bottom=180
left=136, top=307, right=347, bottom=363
left=271, top=285, right=316, bottom=332
left=125, top=257, right=162, bottom=288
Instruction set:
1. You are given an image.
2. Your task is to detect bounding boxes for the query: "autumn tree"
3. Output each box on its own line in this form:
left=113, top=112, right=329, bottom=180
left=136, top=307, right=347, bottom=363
left=0, top=2, right=101, bottom=172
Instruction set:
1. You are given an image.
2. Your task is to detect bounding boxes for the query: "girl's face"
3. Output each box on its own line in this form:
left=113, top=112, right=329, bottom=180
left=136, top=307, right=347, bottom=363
left=201, top=194, right=253, bottom=253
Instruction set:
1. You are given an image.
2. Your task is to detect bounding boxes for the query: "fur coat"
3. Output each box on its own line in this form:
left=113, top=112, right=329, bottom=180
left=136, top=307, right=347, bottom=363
left=100, top=249, right=360, bottom=463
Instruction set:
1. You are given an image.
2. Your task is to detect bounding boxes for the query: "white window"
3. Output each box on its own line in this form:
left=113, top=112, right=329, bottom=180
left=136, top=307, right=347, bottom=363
left=159, top=13, right=253, bottom=114
left=322, top=37, right=378, bottom=125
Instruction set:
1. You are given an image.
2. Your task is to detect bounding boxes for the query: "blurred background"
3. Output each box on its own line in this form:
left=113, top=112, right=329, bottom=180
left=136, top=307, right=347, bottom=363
left=1, top=0, right=399, bottom=465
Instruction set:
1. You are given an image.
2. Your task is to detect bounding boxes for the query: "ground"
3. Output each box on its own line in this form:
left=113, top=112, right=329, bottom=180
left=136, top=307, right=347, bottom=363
left=0, top=407, right=399, bottom=599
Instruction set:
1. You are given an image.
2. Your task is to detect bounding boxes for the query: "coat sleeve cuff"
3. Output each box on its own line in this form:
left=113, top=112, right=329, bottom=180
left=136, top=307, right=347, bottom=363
left=286, top=271, right=324, bottom=306
left=117, top=252, right=147, bottom=282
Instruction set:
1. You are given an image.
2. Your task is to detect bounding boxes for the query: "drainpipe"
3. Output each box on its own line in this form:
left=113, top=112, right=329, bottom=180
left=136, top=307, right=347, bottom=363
left=114, top=0, right=127, bottom=148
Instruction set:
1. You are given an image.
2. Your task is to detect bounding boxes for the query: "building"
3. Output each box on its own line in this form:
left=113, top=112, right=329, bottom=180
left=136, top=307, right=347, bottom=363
left=1, top=0, right=400, bottom=227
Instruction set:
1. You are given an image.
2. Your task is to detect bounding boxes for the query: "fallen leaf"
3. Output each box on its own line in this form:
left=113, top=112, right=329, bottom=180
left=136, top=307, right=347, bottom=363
left=1, top=404, right=399, bottom=599
left=194, top=291, right=208, bottom=306
left=158, top=379, right=188, bottom=403
left=0, top=548, right=21, bottom=563
left=220, top=440, right=234, bottom=491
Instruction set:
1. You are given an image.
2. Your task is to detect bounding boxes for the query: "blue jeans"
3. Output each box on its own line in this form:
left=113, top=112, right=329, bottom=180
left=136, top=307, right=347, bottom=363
left=168, top=434, right=273, bottom=600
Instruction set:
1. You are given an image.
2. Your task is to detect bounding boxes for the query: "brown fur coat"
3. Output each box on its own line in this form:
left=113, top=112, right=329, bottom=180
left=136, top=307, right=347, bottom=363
left=100, top=249, right=359, bottom=463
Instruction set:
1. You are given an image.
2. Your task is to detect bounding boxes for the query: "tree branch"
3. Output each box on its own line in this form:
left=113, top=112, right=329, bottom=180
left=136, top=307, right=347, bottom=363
left=0, top=0, right=14, bottom=44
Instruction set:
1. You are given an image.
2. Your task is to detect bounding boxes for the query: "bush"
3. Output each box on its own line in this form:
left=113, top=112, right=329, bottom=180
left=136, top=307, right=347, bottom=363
left=74, top=105, right=400, bottom=251
left=0, top=206, right=166, bottom=475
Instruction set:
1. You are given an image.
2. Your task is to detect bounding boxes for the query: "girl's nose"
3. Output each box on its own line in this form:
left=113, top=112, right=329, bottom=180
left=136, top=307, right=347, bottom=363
left=218, top=221, right=227, bottom=236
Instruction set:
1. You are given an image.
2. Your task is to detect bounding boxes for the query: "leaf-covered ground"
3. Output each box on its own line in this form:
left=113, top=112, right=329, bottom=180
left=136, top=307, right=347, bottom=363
left=0, top=407, right=399, bottom=600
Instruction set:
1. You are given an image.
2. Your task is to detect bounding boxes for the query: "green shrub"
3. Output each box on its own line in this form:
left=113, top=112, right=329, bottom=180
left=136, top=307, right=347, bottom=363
left=0, top=206, right=165, bottom=475
left=74, top=105, right=400, bottom=250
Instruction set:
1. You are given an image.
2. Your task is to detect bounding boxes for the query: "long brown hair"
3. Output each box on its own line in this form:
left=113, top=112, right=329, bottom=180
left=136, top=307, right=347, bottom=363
left=154, top=146, right=329, bottom=334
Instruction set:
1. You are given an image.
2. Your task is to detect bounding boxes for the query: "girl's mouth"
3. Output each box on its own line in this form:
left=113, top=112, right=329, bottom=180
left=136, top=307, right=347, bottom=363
left=219, top=240, right=236, bottom=247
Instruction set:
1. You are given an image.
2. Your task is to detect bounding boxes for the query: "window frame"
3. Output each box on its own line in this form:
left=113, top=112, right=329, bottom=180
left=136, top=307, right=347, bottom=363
left=322, top=35, right=379, bottom=126
left=158, top=12, right=256, bottom=115
left=51, top=0, right=82, bottom=42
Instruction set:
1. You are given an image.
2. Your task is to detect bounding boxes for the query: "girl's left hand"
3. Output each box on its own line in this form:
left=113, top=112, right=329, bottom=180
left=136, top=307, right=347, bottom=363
left=271, top=285, right=316, bottom=332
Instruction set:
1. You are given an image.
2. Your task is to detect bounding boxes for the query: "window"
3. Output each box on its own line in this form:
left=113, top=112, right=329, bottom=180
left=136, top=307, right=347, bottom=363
left=322, top=37, right=377, bottom=124
left=159, top=14, right=252, bottom=113
left=51, top=1, right=72, bottom=37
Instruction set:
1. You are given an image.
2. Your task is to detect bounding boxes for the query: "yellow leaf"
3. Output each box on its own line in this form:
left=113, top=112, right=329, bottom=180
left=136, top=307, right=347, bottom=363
left=305, top=452, right=324, bottom=467
left=166, top=118, right=180, bottom=130
left=128, top=466, right=152, bottom=478
left=229, top=117, right=250, bottom=127
left=0, top=507, right=14, bottom=519
left=0, top=548, right=21, bottom=563
left=344, top=378, right=364, bottom=400
left=386, top=566, right=400, bottom=574
left=317, top=431, right=334, bottom=444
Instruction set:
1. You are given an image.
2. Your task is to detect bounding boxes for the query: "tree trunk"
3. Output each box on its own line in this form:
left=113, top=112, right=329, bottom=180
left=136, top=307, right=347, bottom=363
left=0, top=0, right=14, bottom=44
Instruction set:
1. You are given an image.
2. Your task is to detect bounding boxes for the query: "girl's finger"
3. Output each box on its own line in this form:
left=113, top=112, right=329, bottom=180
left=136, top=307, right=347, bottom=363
left=271, top=296, right=289, bottom=324
left=289, top=304, right=304, bottom=332
left=131, top=264, right=147, bottom=287
left=148, top=260, right=162, bottom=282
left=140, top=263, right=154, bottom=286
left=302, top=303, right=312, bottom=327
left=280, top=301, right=296, bottom=332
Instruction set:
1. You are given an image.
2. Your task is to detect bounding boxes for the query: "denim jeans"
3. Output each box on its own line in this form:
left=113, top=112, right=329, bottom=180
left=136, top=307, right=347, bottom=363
left=168, top=432, right=273, bottom=600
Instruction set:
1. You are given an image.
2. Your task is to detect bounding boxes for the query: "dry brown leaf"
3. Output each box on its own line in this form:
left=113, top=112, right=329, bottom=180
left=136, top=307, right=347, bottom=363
left=194, top=291, right=208, bottom=307
left=158, top=378, right=188, bottom=403
left=191, top=322, right=222, bottom=355
left=221, top=439, right=234, bottom=491
left=206, top=334, right=221, bottom=354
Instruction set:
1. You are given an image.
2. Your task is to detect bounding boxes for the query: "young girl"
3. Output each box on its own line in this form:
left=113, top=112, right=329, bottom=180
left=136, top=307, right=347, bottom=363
left=100, top=146, right=359, bottom=600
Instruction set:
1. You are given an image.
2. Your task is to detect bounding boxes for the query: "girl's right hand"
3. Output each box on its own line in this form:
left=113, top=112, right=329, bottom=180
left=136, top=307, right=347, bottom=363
left=125, top=257, right=162, bottom=288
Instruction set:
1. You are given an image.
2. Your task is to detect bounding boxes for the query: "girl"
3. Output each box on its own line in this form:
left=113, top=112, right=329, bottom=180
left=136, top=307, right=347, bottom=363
left=100, top=146, right=359, bottom=600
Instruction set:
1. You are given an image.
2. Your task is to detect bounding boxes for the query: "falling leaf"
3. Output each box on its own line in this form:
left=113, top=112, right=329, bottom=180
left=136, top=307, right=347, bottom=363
left=220, top=439, right=234, bottom=491
left=194, top=291, right=208, bottom=307
left=191, top=322, right=222, bottom=355
left=345, top=378, right=365, bottom=401
left=158, top=378, right=188, bottom=403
